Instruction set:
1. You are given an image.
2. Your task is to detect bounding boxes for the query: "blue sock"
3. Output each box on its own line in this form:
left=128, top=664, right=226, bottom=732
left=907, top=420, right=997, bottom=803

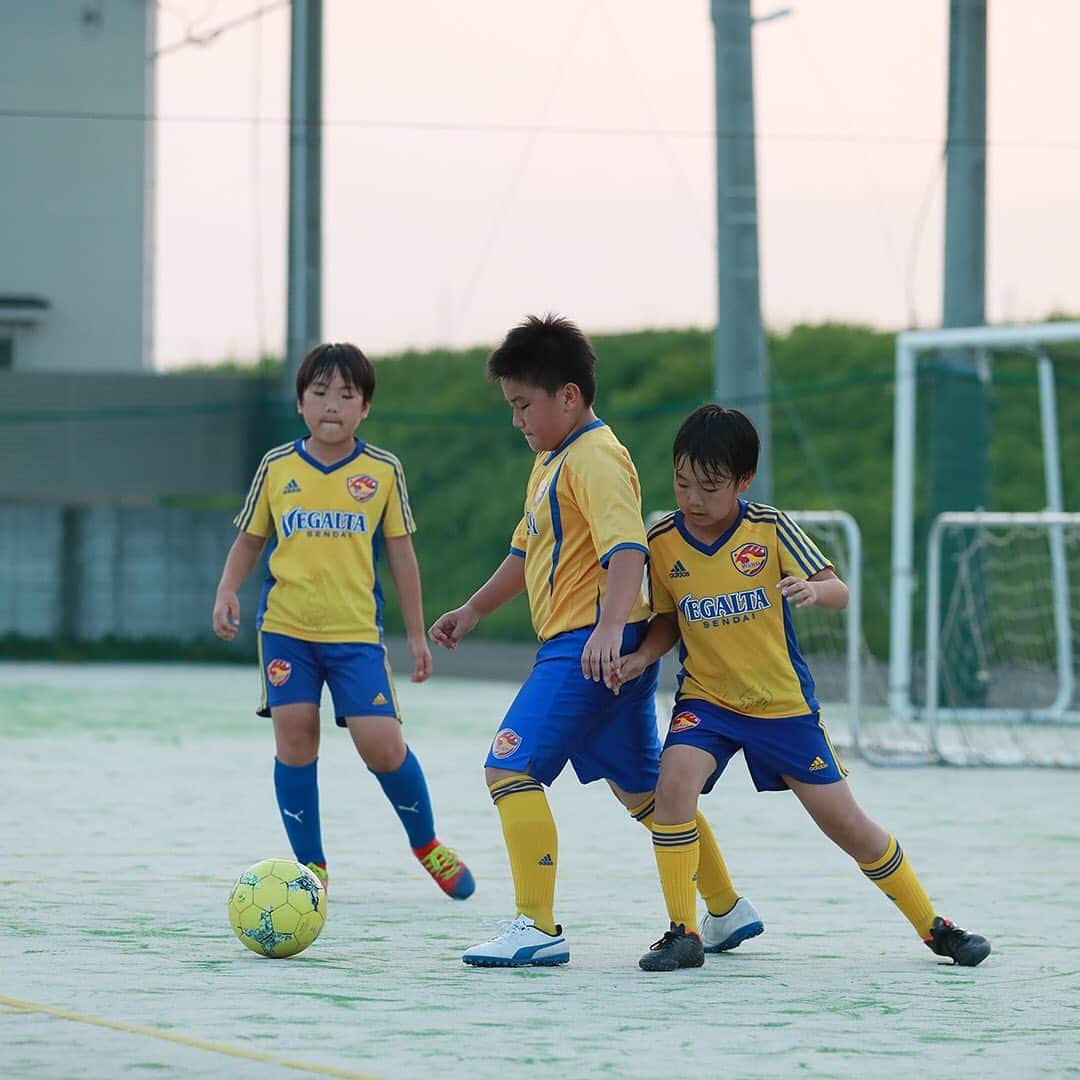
left=371, top=747, right=436, bottom=850
left=274, top=758, right=326, bottom=866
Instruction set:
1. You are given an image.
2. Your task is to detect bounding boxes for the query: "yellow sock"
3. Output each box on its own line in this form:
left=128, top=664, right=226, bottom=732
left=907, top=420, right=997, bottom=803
left=490, top=774, right=558, bottom=935
left=652, top=821, right=700, bottom=932
left=693, top=811, right=739, bottom=916
left=858, top=835, right=937, bottom=938
left=628, top=796, right=738, bottom=916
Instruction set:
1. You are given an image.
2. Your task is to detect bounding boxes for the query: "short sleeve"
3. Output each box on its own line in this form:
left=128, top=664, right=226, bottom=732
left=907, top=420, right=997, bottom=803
left=233, top=455, right=275, bottom=537
left=566, top=449, right=648, bottom=567
left=509, top=515, right=528, bottom=557
left=776, top=512, right=833, bottom=579
left=379, top=456, right=416, bottom=539
left=648, top=546, right=676, bottom=614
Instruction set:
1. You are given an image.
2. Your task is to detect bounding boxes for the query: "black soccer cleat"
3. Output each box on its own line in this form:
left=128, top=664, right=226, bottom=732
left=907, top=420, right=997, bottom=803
left=639, top=922, right=706, bottom=972
left=924, top=916, right=991, bottom=967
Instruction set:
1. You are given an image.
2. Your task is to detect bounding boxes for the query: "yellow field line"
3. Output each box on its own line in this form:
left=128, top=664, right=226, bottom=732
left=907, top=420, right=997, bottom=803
left=0, top=995, right=379, bottom=1079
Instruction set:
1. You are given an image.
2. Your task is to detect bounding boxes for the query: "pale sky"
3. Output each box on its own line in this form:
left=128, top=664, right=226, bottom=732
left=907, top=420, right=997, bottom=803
left=153, top=0, right=1080, bottom=368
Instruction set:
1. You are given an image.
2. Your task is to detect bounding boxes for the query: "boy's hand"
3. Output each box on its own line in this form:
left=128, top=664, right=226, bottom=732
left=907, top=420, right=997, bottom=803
left=609, top=649, right=649, bottom=696
left=581, top=624, right=624, bottom=690
left=778, top=576, right=818, bottom=609
left=212, top=590, right=241, bottom=640
left=408, top=636, right=433, bottom=683
left=428, top=604, right=480, bottom=650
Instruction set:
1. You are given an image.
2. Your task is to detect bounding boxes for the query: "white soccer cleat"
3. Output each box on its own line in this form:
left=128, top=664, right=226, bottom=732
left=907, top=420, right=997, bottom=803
left=462, top=915, right=570, bottom=967
left=700, top=897, right=765, bottom=953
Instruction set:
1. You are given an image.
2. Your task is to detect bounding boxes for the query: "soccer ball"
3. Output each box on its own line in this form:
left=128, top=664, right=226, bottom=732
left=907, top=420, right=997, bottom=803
left=227, top=858, right=326, bottom=958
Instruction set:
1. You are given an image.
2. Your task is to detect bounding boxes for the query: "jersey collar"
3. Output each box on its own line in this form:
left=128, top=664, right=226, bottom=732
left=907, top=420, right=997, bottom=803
left=674, top=499, right=748, bottom=555
left=543, top=418, right=605, bottom=465
left=295, top=437, right=366, bottom=474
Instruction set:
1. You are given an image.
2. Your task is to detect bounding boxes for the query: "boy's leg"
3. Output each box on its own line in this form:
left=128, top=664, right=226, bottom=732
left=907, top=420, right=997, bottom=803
left=272, top=704, right=327, bottom=875
left=346, top=714, right=473, bottom=900
left=622, top=788, right=738, bottom=917
left=461, top=766, right=568, bottom=968
left=486, top=768, right=559, bottom=934
left=786, top=775, right=990, bottom=964
left=648, top=746, right=716, bottom=932
left=785, top=776, right=937, bottom=934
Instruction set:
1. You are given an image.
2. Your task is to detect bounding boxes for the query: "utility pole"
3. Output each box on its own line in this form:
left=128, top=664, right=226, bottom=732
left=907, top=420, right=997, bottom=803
left=928, top=0, right=989, bottom=705
left=711, top=0, right=772, bottom=501
left=284, top=0, right=323, bottom=398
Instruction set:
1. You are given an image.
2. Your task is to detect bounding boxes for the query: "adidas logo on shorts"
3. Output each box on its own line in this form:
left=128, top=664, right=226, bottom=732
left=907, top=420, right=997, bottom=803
left=808, top=755, right=828, bottom=771
left=372, top=692, right=388, bottom=706
left=669, top=560, right=690, bottom=579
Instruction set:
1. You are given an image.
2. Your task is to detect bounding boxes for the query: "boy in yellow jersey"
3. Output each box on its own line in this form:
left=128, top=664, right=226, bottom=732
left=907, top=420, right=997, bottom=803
left=429, top=316, right=761, bottom=967
left=617, top=404, right=990, bottom=971
left=212, top=343, right=473, bottom=901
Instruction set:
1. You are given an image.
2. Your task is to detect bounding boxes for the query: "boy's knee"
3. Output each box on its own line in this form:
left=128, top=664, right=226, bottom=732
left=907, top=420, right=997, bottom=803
left=354, top=726, right=407, bottom=773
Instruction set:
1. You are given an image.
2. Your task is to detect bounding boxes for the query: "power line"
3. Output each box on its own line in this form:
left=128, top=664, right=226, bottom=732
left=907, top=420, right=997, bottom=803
left=2, top=106, right=1077, bottom=150
left=153, top=0, right=287, bottom=58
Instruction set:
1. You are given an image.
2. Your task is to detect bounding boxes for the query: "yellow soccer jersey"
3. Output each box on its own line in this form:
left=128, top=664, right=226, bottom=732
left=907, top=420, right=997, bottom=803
left=648, top=501, right=833, bottom=718
left=510, top=420, right=651, bottom=642
left=234, top=439, right=415, bottom=643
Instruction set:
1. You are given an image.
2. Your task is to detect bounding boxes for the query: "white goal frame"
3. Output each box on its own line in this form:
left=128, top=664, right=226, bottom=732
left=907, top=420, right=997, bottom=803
left=925, top=510, right=1080, bottom=766
left=888, top=321, right=1080, bottom=728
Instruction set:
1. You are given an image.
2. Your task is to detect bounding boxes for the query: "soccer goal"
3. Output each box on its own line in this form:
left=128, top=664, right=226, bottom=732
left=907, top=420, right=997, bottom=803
left=925, top=512, right=1080, bottom=766
left=889, top=320, right=1080, bottom=766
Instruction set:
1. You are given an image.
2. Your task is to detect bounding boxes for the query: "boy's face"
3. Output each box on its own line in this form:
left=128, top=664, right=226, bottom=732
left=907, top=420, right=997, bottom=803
left=500, top=377, right=579, bottom=453
left=674, top=456, right=753, bottom=535
left=298, top=370, right=370, bottom=445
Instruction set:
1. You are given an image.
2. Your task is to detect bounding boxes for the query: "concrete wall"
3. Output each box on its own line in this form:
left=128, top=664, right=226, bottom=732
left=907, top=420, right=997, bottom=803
left=0, top=1, right=154, bottom=372
left=0, top=502, right=262, bottom=646
left=0, top=370, right=274, bottom=502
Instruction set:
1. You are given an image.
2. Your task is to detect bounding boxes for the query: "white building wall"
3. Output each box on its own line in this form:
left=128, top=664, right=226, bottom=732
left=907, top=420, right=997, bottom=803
left=0, top=0, right=154, bottom=372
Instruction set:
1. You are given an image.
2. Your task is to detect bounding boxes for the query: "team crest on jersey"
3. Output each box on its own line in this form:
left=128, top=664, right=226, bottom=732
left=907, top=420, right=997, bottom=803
left=670, top=711, right=701, bottom=733
left=347, top=474, right=379, bottom=502
left=731, top=542, right=768, bottom=576
left=266, top=658, right=292, bottom=686
left=491, top=727, right=522, bottom=758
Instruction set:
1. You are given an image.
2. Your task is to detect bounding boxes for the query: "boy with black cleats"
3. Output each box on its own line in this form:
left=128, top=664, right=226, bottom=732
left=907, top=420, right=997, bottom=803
left=617, top=405, right=991, bottom=971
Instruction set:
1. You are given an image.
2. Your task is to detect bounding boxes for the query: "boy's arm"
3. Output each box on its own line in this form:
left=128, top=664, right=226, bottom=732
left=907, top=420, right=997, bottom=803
left=611, top=611, right=679, bottom=692
left=428, top=553, right=527, bottom=650
left=581, top=547, right=647, bottom=688
left=383, top=533, right=432, bottom=682
left=212, top=530, right=266, bottom=640
left=778, top=568, right=848, bottom=611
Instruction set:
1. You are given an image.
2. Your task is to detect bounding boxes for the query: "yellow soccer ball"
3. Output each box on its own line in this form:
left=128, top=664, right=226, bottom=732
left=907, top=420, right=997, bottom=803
left=227, top=858, right=326, bottom=958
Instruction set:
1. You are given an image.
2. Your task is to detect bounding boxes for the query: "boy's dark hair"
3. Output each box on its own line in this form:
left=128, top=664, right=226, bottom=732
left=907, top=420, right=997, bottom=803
left=673, top=404, right=759, bottom=484
left=486, top=314, right=597, bottom=406
left=296, top=343, right=376, bottom=403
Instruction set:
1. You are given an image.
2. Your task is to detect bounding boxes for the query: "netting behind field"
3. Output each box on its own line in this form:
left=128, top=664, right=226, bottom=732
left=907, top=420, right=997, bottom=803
left=786, top=513, right=902, bottom=762
left=926, top=513, right=1080, bottom=766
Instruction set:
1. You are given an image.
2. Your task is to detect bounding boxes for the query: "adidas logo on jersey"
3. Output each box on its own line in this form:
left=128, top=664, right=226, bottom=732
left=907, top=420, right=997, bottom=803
left=371, top=692, right=388, bottom=706
left=808, top=755, right=828, bottom=771
left=669, top=560, right=690, bottom=579
left=538, top=853, right=553, bottom=866
left=282, top=479, right=301, bottom=494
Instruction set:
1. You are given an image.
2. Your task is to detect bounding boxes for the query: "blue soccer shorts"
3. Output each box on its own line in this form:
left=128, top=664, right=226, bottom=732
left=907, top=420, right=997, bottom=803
left=257, top=630, right=400, bottom=726
left=662, top=697, right=848, bottom=793
left=484, top=620, right=662, bottom=792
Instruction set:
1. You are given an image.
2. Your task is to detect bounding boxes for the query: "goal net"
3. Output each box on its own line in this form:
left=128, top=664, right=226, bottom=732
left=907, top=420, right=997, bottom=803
left=925, top=512, right=1080, bottom=766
